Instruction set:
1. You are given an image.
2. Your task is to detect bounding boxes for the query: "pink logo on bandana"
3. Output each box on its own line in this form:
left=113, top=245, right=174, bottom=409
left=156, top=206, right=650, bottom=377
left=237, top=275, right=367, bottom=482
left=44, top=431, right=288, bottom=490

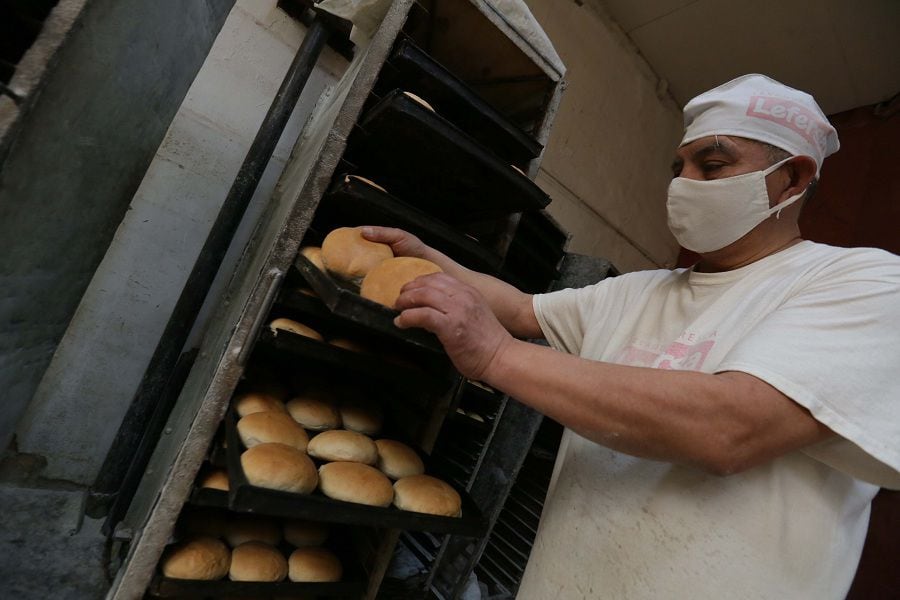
left=746, top=96, right=828, bottom=151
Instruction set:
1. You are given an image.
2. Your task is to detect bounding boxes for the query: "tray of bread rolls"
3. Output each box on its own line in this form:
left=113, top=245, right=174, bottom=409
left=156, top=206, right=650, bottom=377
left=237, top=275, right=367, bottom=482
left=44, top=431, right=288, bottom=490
left=344, top=88, right=550, bottom=223
left=223, top=407, right=486, bottom=537
left=375, top=39, right=543, bottom=164
left=149, top=506, right=366, bottom=598
left=313, top=173, right=503, bottom=274
left=290, top=234, right=445, bottom=354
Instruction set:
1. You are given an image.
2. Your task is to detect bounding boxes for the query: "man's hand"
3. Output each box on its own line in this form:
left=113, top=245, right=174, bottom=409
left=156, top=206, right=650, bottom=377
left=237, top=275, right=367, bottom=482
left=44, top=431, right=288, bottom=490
left=361, top=226, right=430, bottom=260
left=393, top=273, right=513, bottom=381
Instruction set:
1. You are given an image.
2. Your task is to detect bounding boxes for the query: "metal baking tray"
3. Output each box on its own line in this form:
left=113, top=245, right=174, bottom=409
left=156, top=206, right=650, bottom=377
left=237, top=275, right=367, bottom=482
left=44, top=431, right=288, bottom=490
left=376, top=39, right=543, bottom=164
left=146, top=576, right=364, bottom=599
left=345, top=89, right=550, bottom=223
left=224, top=412, right=486, bottom=537
left=188, top=486, right=229, bottom=509
left=313, top=175, right=502, bottom=274
left=291, top=252, right=444, bottom=354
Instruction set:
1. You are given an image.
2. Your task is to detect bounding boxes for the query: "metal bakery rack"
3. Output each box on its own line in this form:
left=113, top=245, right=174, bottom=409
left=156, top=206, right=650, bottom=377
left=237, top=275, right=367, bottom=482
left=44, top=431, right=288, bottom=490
left=100, top=2, right=617, bottom=598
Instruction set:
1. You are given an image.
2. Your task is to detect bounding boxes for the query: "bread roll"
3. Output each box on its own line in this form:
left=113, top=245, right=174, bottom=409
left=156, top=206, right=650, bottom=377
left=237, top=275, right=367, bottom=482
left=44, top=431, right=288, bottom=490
left=269, top=318, right=323, bottom=341
left=286, top=390, right=341, bottom=431
left=403, top=91, right=435, bottom=113
left=288, top=547, right=343, bottom=582
left=234, top=392, right=287, bottom=418
left=241, top=443, right=318, bottom=494
left=360, top=257, right=442, bottom=309
left=345, top=174, right=387, bottom=193
left=223, top=514, right=282, bottom=548
left=237, top=411, right=309, bottom=452
left=307, top=430, right=377, bottom=465
left=318, top=462, right=393, bottom=507
left=160, top=535, right=230, bottom=580
left=283, top=520, right=329, bottom=548
left=321, top=227, right=393, bottom=285
left=300, top=246, right=326, bottom=271
left=199, top=469, right=229, bottom=492
left=393, top=474, right=461, bottom=517
left=375, top=439, right=425, bottom=480
left=339, top=402, right=383, bottom=435
left=229, top=542, right=287, bottom=582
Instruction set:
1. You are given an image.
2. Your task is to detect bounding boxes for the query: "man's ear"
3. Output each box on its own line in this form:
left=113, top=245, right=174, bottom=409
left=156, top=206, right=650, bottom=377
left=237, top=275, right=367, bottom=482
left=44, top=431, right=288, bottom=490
left=777, top=156, right=818, bottom=205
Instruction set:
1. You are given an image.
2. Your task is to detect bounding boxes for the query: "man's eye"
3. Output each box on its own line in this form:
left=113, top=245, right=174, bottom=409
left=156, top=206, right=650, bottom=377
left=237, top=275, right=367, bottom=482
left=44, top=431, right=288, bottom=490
left=702, top=162, right=724, bottom=173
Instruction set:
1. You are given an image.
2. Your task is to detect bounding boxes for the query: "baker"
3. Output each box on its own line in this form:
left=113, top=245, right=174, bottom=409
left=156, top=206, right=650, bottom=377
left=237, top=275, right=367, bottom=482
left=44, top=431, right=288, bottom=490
left=362, top=74, right=900, bottom=598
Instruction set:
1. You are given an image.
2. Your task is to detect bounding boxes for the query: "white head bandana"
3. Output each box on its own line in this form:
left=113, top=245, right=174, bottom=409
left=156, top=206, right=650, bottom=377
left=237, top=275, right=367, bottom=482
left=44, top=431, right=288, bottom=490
left=681, top=74, right=840, bottom=174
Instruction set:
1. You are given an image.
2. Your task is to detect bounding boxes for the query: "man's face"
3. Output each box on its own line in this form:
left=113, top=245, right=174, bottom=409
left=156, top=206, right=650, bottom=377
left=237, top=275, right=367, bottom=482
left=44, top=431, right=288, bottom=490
left=671, top=135, right=775, bottom=182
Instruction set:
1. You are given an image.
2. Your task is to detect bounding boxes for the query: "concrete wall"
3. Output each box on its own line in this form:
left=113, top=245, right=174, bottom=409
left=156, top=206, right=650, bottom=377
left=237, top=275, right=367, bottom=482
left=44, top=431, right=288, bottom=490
left=13, top=1, right=348, bottom=485
left=524, top=0, right=683, bottom=273
left=0, top=0, right=235, bottom=460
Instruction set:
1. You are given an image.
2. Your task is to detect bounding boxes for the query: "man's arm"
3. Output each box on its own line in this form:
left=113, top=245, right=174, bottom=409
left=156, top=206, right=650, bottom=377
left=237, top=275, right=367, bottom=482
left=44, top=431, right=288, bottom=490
left=362, top=226, right=542, bottom=339
left=393, top=274, right=834, bottom=476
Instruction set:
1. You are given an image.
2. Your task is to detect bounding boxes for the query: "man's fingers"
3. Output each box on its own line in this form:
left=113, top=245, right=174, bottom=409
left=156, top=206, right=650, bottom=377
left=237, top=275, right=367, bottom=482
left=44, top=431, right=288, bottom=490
left=394, top=306, right=448, bottom=333
left=360, top=225, right=404, bottom=244
left=395, top=285, right=455, bottom=313
left=400, top=272, right=465, bottom=296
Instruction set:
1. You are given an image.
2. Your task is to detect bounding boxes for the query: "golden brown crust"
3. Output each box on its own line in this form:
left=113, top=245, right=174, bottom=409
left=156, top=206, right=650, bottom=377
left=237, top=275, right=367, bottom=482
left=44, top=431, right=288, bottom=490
left=237, top=411, right=309, bottom=452
left=198, top=469, right=229, bottom=492
left=240, top=443, right=318, bottom=494
left=233, top=392, right=288, bottom=418
left=339, top=402, right=383, bottom=435
left=374, top=439, right=425, bottom=480
left=288, top=547, right=343, bottom=582
left=223, top=514, right=282, bottom=548
left=307, top=430, right=378, bottom=465
left=300, top=246, right=326, bottom=271
left=160, top=536, right=231, bottom=580
left=393, top=474, right=461, bottom=517
left=321, top=227, right=393, bottom=284
left=228, top=542, right=288, bottom=582
left=317, top=462, right=394, bottom=507
left=286, top=390, right=342, bottom=431
left=360, top=257, right=442, bottom=309
left=268, top=318, right=323, bottom=341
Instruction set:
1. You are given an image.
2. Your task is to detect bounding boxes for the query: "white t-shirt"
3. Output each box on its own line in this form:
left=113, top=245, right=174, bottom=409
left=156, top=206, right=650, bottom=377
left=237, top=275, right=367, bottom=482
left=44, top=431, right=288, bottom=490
left=517, top=241, right=900, bottom=600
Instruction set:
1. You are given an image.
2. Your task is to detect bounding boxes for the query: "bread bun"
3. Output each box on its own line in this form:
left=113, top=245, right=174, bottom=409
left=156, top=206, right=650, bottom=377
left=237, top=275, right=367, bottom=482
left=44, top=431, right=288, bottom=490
left=300, top=246, right=326, bottom=271
left=160, top=535, right=230, bottom=580
left=223, top=514, right=282, bottom=548
left=269, top=318, right=323, bottom=341
left=241, top=443, right=317, bottom=494
left=283, top=520, right=329, bottom=547
left=288, top=547, right=343, bottom=582
left=339, top=402, right=383, bottom=435
left=228, top=542, right=287, bottom=582
left=317, top=462, right=393, bottom=507
left=237, top=411, right=309, bottom=452
left=403, top=91, right=435, bottom=113
left=345, top=174, right=387, bottom=193
left=307, top=430, right=377, bottom=465
left=234, top=392, right=287, bottom=418
left=360, top=257, right=442, bottom=309
left=393, top=474, right=461, bottom=517
left=199, top=469, right=229, bottom=491
left=375, top=440, right=425, bottom=480
left=286, top=390, right=341, bottom=431
left=321, top=227, right=393, bottom=285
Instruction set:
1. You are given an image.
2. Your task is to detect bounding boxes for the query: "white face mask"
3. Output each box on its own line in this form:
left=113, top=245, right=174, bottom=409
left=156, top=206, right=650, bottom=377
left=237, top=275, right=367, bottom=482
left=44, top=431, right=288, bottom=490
left=666, top=157, right=804, bottom=253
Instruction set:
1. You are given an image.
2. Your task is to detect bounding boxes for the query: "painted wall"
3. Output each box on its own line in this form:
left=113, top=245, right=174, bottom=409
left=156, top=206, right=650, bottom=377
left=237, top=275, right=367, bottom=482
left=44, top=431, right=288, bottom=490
left=524, top=0, right=683, bottom=273
left=14, top=1, right=347, bottom=485
left=0, top=0, right=235, bottom=461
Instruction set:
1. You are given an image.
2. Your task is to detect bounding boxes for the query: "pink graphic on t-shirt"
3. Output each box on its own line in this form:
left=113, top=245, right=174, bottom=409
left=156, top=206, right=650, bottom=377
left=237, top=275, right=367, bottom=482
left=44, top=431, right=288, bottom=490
left=617, top=334, right=716, bottom=371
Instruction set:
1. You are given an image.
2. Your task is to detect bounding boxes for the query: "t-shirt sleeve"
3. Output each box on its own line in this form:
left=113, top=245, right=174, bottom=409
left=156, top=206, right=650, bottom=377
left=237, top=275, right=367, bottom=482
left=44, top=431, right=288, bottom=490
left=532, top=284, right=602, bottom=355
left=716, top=254, right=900, bottom=488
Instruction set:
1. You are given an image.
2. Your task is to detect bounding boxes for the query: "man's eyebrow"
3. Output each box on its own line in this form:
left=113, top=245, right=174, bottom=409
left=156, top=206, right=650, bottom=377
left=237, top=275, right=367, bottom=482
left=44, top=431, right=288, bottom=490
left=691, top=141, right=738, bottom=161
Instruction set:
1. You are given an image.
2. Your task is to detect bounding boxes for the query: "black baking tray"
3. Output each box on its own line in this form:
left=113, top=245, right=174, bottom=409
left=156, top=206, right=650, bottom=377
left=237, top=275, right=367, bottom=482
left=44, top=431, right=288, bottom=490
left=291, top=252, right=444, bottom=354
left=146, top=576, right=364, bottom=599
left=314, top=175, right=502, bottom=274
left=345, top=89, right=550, bottom=223
left=376, top=39, right=543, bottom=164
left=189, top=486, right=230, bottom=509
left=224, top=413, right=486, bottom=537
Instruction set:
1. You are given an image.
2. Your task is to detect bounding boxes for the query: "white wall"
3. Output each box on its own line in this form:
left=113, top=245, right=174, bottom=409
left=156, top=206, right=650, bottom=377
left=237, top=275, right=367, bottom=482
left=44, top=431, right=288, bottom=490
left=525, top=0, right=683, bottom=273
left=16, top=0, right=347, bottom=484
